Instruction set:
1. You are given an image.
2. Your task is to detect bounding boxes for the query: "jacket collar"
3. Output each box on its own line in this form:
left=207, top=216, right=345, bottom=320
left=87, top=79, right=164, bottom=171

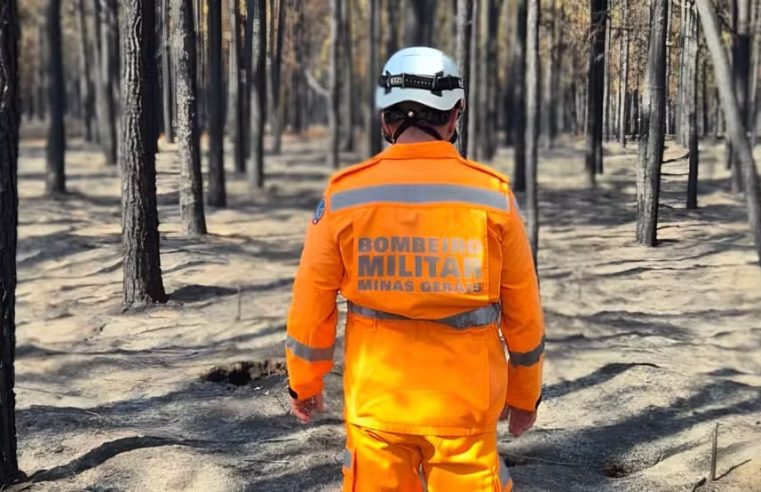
left=377, top=141, right=462, bottom=160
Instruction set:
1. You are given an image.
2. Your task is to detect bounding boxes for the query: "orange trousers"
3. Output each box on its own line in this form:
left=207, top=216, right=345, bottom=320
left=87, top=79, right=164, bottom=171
left=342, top=424, right=513, bottom=492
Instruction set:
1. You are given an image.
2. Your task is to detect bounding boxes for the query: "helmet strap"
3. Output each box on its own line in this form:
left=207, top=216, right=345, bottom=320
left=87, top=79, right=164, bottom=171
left=388, top=110, right=445, bottom=144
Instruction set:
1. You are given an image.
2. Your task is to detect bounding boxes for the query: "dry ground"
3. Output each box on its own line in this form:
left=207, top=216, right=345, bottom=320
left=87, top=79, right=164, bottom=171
left=6, top=125, right=761, bottom=491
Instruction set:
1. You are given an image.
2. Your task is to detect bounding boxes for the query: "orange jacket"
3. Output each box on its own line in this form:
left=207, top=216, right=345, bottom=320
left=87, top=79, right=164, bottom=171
left=286, top=141, right=544, bottom=436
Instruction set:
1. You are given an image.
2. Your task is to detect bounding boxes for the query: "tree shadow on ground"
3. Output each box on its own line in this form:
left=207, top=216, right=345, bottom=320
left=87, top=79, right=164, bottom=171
left=503, top=378, right=761, bottom=489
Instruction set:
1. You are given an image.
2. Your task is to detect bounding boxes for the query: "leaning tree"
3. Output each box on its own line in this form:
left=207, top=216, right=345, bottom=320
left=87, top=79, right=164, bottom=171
left=120, top=0, right=168, bottom=307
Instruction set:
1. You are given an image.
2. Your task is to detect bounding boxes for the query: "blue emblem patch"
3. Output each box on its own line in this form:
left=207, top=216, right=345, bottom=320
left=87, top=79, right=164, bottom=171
left=312, top=198, right=326, bottom=224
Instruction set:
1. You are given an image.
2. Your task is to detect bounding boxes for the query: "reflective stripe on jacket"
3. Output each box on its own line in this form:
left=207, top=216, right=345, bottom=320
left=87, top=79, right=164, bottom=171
left=286, top=140, right=544, bottom=435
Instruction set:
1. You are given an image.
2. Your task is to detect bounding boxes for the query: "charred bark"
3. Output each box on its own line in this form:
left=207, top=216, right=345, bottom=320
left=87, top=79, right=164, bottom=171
left=46, top=0, right=66, bottom=195
left=120, top=0, right=168, bottom=307
left=511, top=0, right=527, bottom=191
left=271, top=0, right=286, bottom=154
left=173, top=0, right=207, bottom=235
left=636, top=0, right=668, bottom=246
left=206, top=0, right=226, bottom=207
left=585, top=0, right=607, bottom=186
left=456, top=0, right=474, bottom=156
left=76, top=0, right=95, bottom=142
left=95, top=0, right=118, bottom=166
left=0, top=0, right=20, bottom=484
left=368, top=0, right=382, bottom=156
left=161, top=0, right=174, bottom=143
left=248, top=0, right=266, bottom=188
left=329, top=0, right=341, bottom=169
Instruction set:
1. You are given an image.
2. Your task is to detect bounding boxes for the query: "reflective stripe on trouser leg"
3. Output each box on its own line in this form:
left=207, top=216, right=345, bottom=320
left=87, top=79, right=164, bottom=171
left=498, top=458, right=512, bottom=491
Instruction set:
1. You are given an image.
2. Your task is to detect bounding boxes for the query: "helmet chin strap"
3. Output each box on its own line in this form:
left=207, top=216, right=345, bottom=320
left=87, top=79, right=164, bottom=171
left=384, top=110, right=447, bottom=144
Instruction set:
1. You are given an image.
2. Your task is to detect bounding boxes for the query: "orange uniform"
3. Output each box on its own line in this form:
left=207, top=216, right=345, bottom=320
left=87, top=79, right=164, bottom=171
left=286, top=141, right=544, bottom=491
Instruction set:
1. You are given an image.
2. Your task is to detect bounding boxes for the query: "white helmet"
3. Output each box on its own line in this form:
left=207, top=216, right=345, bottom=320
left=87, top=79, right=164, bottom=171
left=376, top=47, right=465, bottom=112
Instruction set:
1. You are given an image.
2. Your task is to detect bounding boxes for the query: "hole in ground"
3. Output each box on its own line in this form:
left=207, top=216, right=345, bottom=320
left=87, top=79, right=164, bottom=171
left=201, top=359, right=287, bottom=386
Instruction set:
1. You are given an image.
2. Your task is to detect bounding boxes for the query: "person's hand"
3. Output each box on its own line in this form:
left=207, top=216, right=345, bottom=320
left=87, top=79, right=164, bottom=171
left=291, top=393, right=324, bottom=423
left=500, top=406, right=536, bottom=438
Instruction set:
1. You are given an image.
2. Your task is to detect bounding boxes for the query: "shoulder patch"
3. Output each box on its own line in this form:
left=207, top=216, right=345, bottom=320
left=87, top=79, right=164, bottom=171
left=312, top=197, right=326, bottom=224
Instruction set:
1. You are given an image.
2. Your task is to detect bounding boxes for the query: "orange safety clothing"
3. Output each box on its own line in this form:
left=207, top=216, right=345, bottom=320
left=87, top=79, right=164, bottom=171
left=342, top=423, right=512, bottom=491
left=285, top=140, right=545, bottom=436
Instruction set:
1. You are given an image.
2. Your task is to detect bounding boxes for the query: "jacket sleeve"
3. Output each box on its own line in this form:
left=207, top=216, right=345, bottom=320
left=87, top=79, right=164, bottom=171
left=285, top=193, right=345, bottom=400
left=499, top=190, right=545, bottom=411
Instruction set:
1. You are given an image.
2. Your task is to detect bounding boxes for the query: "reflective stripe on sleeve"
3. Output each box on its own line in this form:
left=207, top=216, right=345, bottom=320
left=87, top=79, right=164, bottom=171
left=347, top=302, right=501, bottom=329
left=330, top=184, right=510, bottom=212
left=498, top=458, right=512, bottom=489
left=343, top=449, right=353, bottom=470
left=285, top=335, right=334, bottom=362
left=508, top=335, right=546, bottom=367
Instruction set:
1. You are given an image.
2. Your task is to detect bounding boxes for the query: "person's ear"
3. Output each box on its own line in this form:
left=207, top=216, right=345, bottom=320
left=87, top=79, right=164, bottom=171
left=446, top=108, right=460, bottom=140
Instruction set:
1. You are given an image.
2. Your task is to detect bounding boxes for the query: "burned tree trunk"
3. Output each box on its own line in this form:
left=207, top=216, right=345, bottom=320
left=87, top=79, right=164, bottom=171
left=618, top=0, right=629, bottom=146
left=95, top=0, right=118, bottom=166
left=404, top=0, right=437, bottom=46
left=329, top=0, right=341, bottom=169
left=173, top=0, right=207, bottom=235
left=0, top=0, right=20, bottom=484
left=76, top=0, right=95, bottom=142
left=636, top=0, right=668, bottom=246
left=730, top=0, right=752, bottom=192
left=368, top=0, right=382, bottom=156
left=543, top=0, right=558, bottom=148
left=510, top=0, right=527, bottom=191
left=46, top=0, right=66, bottom=195
left=120, top=0, right=168, bottom=307
left=384, top=0, right=400, bottom=59
left=585, top=0, right=607, bottom=186
left=697, top=0, right=761, bottom=264
left=271, top=0, right=286, bottom=154
left=229, top=0, right=245, bottom=173
left=684, top=0, right=699, bottom=209
left=248, top=0, right=266, bottom=188
left=339, top=0, right=355, bottom=152
left=526, top=0, right=540, bottom=260
left=456, top=0, right=474, bottom=156
left=161, top=0, right=174, bottom=143
left=206, top=0, right=226, bottom=207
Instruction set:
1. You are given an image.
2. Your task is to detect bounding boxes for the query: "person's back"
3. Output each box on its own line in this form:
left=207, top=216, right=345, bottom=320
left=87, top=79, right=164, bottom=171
left=285, top=47, right=544, bottom=491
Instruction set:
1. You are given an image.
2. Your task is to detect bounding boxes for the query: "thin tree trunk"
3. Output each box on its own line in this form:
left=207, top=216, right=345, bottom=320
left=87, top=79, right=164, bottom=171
left=619, top=0, right=630, bottom=146
left=248, top=0, right=266, bottom=188
left=702, top=56, right=709, bottom=137
left=732, top=0, right=752, bottom=192
left=586, top=0, right=607, bottom=185
left=271, top=0, right=286, bottom=154
left=329, top=0, right=341, bottom=169
left=511, top=0, right=527, bottom=191
left=46, top=0, right=66, bottom=195
left=456, top=0, right=474, bottom=156
left=637, top=0, right=668, bottom=246
left=368, top=0, right=382, bottom=156
left=340, top=0, right=354, bottom=152
left=526, top=0, right=540, bottom=260
left=161, top=0, right=174, bottom=143
left=96, top=0, right=118, bottom=166
left=698, top=0, right=761, bottom=264
left=173, top=0, right=207, bottom=235
left=0, top=0, right=20, bottom=484
left=229, top=0, right=245, bottom=173
left=206, top=0, right=226, bottom=207
left=404, top=0, right=437, bottom=46
left=543, top=0, right=557, bottom=148
left=685, top=0, right=699, bottom=209
left=120, top=0, right=168, bottom=307
left=603, top=9, right=612, bottom=144
left=76, top=0, right=95, bottom=142
left=384, top=0, right=400, bottom=60
left=36, top=22, right=46, bottom=121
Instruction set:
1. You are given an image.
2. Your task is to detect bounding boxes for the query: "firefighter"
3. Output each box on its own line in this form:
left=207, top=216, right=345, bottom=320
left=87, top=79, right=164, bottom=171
left=285, top=46, right=545, bottom=491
